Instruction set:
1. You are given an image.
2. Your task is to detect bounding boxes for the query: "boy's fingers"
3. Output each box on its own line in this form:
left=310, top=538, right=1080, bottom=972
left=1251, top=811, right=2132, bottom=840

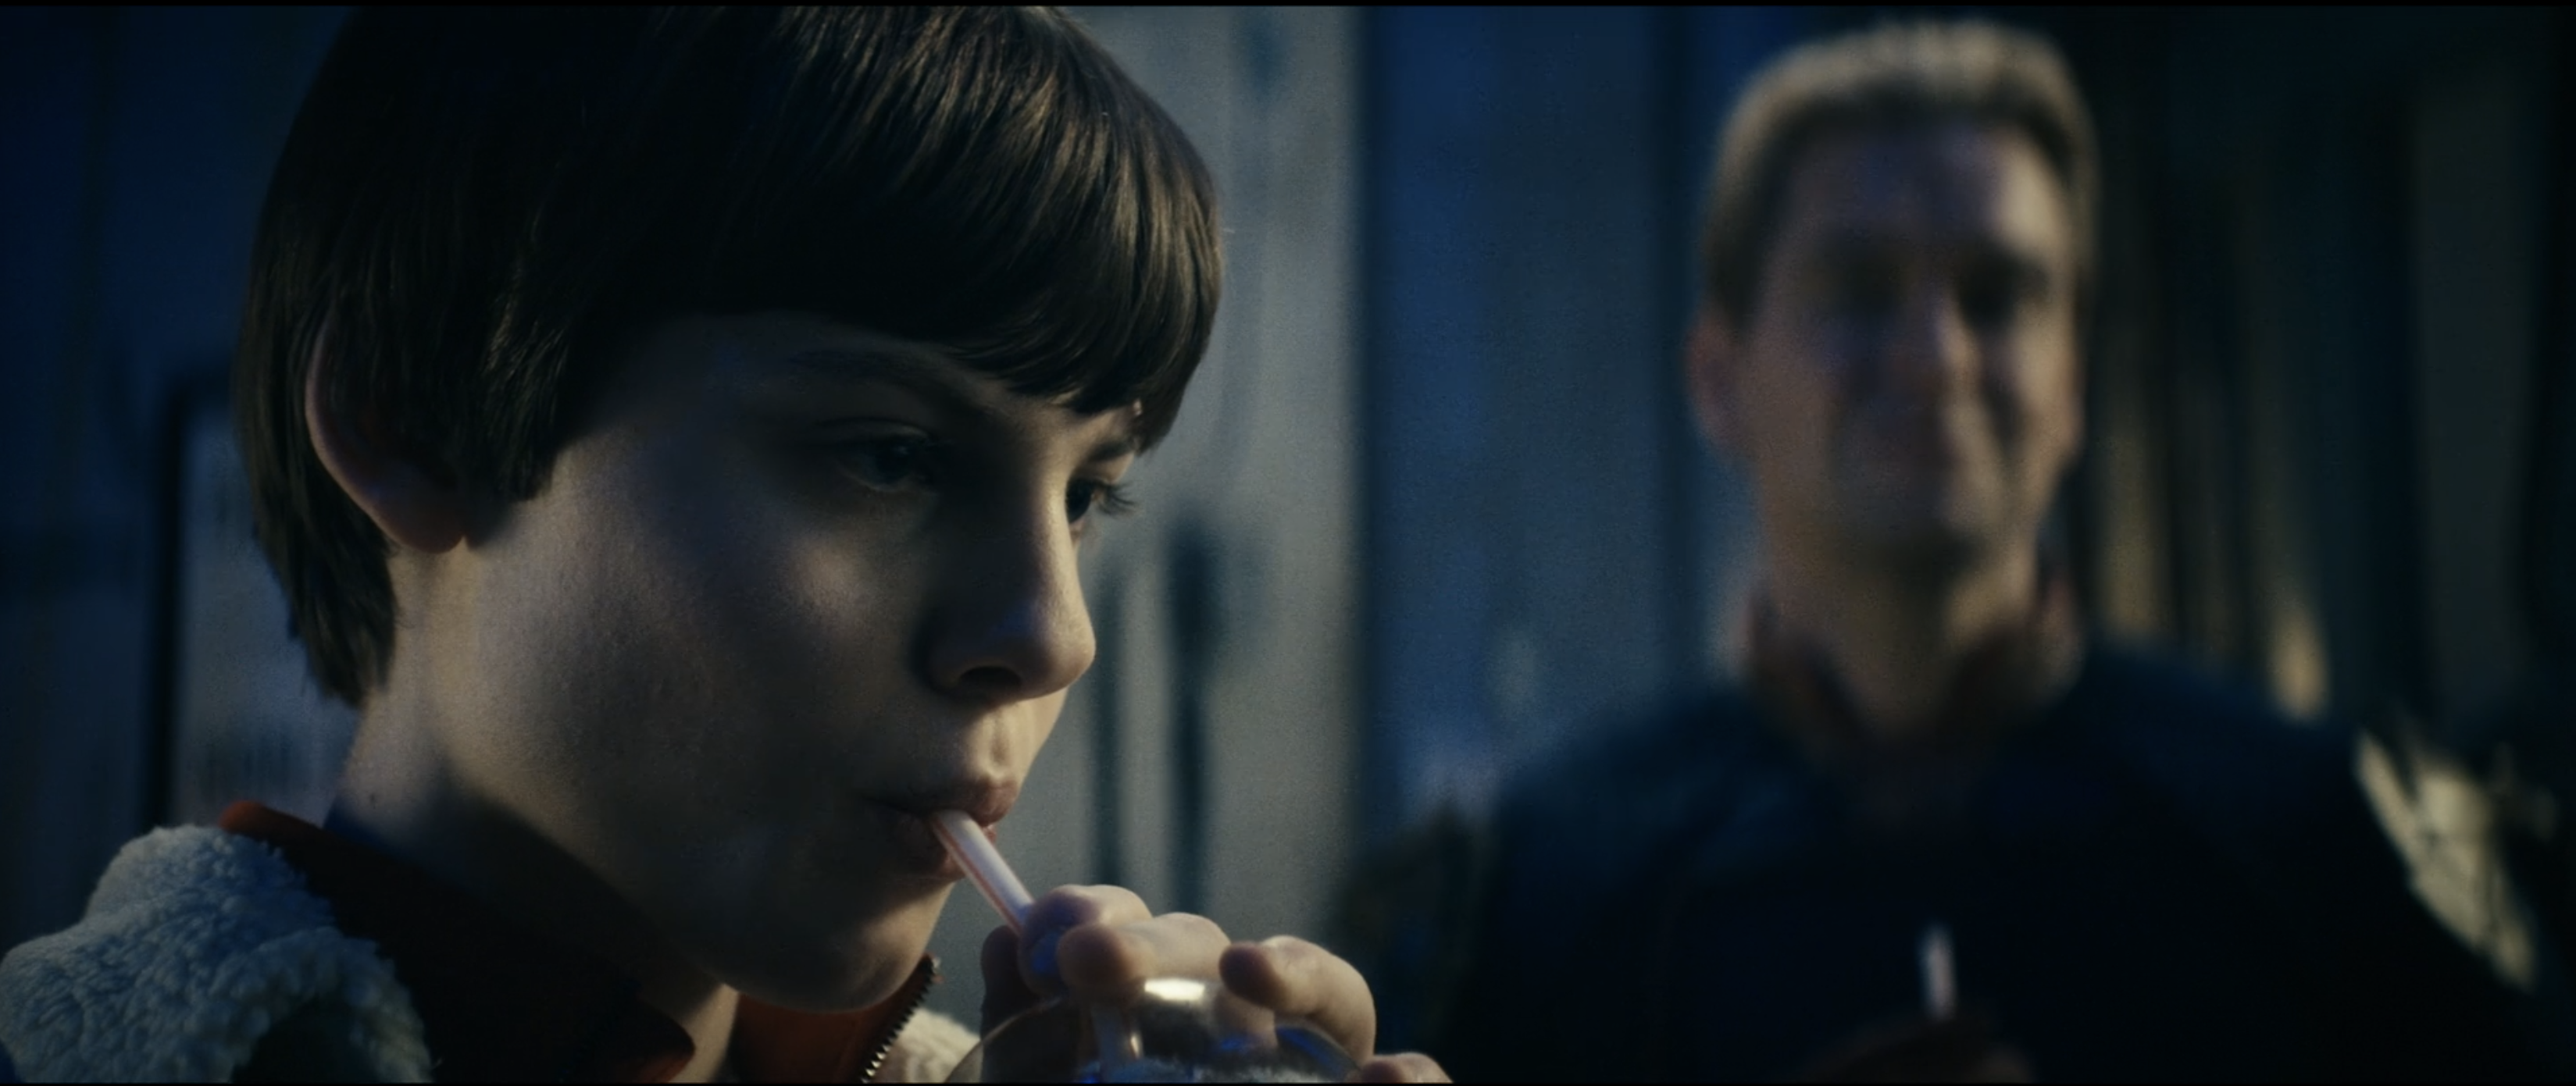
left=1018, top=885, right=1153, bottom=995
left=1010, top=886, right=1403, bottom=1074
left=1025, top=885, right=1154, bottom=927
left=1217, top=937, right=1379, bottom=1059
left=1358, top=1052, right=1452, bottom=1083
left=979, top=924, right=1040, bottom=1027
left=1055, top=910, right=1229, bottom=996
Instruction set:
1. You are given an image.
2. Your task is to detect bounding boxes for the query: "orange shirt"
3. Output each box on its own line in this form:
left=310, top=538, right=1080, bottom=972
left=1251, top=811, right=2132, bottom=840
left=218, top=803, right=937, bottom=1083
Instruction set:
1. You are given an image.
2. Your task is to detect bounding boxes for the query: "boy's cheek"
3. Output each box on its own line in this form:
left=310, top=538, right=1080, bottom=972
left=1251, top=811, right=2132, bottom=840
left=1023, top=690, right=1072, bottom=754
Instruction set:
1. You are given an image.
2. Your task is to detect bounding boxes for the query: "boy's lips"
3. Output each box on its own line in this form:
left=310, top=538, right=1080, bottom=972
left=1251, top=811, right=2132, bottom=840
left=878, top=780, right=1019, bottom=877
left=889, top=778, right=1019, bottom=828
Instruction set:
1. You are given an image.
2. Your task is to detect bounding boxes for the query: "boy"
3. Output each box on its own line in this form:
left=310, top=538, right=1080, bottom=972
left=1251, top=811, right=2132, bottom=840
left=0, top=9, right=1443, bottom=1082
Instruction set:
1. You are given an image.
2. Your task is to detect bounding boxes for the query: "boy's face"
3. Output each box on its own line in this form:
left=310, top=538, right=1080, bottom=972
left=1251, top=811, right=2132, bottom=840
left=413, top=311, right=1133, bottom=1009
left=1712, top=121, right=2083, bottom=568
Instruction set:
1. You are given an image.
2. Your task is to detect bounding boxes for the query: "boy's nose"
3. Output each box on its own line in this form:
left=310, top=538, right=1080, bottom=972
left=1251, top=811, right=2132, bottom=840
left=924, top=512, right=1097, bottom=704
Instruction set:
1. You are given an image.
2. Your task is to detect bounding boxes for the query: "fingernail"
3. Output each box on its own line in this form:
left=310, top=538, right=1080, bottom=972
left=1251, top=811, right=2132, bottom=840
left=1029, top=930, right=1062, bottom=981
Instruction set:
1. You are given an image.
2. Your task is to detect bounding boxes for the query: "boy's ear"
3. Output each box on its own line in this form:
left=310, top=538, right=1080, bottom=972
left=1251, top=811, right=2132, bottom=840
left=304, top=336, right=472, bottom=554
left=1684, top=304, right=1745, bottom=458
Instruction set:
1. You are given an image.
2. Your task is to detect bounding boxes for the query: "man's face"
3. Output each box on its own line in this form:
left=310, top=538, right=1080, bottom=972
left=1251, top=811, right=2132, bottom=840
left=1704, top=121, right=2082, bottom=569
left=419, top=311, right=1133, bottom=1009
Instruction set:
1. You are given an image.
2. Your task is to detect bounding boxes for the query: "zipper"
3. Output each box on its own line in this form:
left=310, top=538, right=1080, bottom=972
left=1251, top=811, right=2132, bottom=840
left=857, top=956, right=939, bottom=1082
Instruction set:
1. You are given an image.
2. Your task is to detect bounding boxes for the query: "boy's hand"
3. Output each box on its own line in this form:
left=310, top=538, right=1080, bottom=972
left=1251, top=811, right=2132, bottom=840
left=978, top=885, right=1450, bottom=1082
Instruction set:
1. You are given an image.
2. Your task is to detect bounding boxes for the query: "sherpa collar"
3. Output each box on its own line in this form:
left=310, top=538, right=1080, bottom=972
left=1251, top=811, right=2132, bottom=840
left=0, top=811, right=972, bottom=1083
left=0, top=824, right=433, bottom=1082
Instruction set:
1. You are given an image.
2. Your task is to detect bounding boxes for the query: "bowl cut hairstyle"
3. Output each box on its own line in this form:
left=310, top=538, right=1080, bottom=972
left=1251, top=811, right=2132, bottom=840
left=1701, top=20, right=2097, bottom=324
left=236, top=7, right=1222, bottom=707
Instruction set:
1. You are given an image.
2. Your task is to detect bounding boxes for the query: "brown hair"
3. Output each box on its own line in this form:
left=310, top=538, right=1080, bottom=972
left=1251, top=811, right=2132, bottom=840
left=1700, top=19, right=2096, bottom=321
left=235, top=8, right=1221, bottom=706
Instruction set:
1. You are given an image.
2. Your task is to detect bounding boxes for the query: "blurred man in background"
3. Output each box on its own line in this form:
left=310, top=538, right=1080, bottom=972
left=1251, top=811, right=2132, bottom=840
left=1348, top=19, right=2546, bottom=1081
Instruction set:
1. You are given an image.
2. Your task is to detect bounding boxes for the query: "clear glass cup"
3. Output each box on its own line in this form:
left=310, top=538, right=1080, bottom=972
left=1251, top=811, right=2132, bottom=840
left=949, top=975, right=1359, bottom=1083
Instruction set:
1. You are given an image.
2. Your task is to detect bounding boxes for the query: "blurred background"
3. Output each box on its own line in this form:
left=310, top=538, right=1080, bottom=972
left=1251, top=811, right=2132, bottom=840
left=2, top=6, right=2571, bottom=1029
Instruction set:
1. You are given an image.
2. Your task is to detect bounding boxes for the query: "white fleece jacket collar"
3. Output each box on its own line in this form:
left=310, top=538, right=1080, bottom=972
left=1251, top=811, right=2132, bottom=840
left=0, top=825, right=433, bottom=1082
left=0, top=826, right=983, bottom=1082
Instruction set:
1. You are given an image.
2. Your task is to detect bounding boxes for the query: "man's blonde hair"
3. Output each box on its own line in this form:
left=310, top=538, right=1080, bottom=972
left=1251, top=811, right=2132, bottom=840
left=1700, top=20, right=2097, bottom=320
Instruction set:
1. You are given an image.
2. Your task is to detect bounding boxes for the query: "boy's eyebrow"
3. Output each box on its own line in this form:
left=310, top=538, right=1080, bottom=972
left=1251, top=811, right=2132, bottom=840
left=1086, top=432, right=1143, bottom=464
left=774, top=347, right=984, bottom=411
left=776, top=347, right=1144, bottom=460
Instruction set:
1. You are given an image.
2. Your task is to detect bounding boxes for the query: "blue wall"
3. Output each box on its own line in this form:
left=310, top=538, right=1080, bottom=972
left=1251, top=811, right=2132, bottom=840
left=1361, top=7, right=1811, bottom=845
left=1, top=7, right=348, bottom=949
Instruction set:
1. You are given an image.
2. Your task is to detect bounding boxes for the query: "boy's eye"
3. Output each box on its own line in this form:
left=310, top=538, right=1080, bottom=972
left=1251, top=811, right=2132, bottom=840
left=1066, top=479, right=1135, bottom=525
left=834, top=436, right=941, bottom=493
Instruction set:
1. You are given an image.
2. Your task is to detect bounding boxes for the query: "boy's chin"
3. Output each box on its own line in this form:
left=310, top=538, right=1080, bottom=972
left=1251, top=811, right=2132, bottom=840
left=715, top=902, right=947, bottom=1013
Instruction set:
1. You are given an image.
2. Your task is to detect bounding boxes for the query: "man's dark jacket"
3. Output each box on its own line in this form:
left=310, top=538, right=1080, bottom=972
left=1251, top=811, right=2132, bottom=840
left=1347, top=643, right=2545, bottom=1081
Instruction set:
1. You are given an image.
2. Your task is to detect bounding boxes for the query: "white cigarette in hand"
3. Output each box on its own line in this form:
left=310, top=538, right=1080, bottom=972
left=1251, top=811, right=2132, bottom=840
left=1920, top=923, right=1956, bottom=1020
